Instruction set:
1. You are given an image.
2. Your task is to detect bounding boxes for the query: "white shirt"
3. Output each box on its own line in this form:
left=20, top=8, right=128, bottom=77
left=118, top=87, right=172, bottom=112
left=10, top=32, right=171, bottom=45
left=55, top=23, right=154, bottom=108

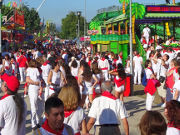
left=166, top=127, right=180, bottom=135
left=173, top=70, right=179, bottom=83
left=64, top=107, right=85, bottom=134
left=173, top=80, right=180, bottom=102
left=98, top=59, right=110, bottom=70
left=0, top=96, right=27, bottom=135
left=88, top=95, right=128, bottom=125
left=71, top=67, right=78, bottom=77
left=133, top=56, right=143, bottom=69
left=26, top=67, right=40, bottom=90
left=143, top=27, right=150, bottom=37
left=145, top=68, right=153, bottom=79
left=41, top=64, right=51, bottom=77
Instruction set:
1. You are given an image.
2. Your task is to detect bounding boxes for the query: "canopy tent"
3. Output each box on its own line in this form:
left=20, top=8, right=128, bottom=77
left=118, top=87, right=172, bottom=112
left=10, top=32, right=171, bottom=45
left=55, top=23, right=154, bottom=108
left=105, top=14, right=127, bottom=25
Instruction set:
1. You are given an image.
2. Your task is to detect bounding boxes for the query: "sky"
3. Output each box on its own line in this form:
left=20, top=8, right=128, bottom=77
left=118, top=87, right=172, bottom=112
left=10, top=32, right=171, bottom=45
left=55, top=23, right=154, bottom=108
left=3, top=0, right=180, bottom=27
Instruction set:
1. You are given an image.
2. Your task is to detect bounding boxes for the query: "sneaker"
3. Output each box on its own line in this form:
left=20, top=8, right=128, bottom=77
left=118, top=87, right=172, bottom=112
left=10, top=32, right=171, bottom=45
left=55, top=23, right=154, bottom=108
left=24, top=94, right=27, bottom=98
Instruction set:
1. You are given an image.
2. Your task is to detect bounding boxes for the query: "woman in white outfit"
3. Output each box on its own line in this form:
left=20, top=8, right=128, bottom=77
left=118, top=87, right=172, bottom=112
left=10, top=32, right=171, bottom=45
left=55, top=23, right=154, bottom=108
left=47, top=61, right=65, bottom=97
left=3, top=54, right=11, bottom=75
left=58, top=85, right=88, bottom=135
left=26, top=59, right=41, bottom=129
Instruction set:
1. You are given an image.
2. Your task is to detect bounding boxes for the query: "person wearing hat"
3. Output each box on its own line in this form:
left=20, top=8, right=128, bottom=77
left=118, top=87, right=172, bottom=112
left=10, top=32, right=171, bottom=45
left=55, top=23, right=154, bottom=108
left=0, top=73, right=27, bottom=135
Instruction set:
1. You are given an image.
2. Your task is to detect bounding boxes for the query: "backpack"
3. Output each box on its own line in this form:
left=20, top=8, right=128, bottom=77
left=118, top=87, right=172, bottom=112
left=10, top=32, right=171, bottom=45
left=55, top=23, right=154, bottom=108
left=142, top=70, right=147, bottom=86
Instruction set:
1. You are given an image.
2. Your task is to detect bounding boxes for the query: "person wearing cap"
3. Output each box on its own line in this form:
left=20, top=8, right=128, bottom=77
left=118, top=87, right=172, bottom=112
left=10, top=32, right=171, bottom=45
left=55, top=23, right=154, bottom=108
left=87, top=81, right=129, bottom=135
left=0, top=73, right=27, bottom=135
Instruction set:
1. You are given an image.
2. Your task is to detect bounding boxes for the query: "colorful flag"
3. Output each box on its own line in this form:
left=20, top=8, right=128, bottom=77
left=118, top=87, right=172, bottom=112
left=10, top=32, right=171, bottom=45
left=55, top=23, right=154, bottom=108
left=7, top=2, right=12, bottom=7
left=12, top=2, right=17, bottom=8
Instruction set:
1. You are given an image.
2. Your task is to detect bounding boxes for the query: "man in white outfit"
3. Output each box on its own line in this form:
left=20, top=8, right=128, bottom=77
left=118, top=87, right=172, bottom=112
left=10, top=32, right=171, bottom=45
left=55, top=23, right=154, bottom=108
left=98, top=54, right=110, bottom=81
left=133, top=52, right=143, bottom=85
left=143, top=25, right=151, bottom=45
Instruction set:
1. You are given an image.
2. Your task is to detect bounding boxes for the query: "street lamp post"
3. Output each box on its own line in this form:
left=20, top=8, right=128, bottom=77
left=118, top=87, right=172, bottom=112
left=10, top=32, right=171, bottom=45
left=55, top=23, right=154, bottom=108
left=84, top=0, right=86, bottom=46
left=77, top=11, right=81, bottom=49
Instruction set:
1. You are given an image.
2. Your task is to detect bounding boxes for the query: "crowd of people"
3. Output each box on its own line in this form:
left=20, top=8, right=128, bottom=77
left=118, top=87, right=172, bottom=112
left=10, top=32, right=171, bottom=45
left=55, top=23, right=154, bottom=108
left=0, top=43, right=179, bottom=135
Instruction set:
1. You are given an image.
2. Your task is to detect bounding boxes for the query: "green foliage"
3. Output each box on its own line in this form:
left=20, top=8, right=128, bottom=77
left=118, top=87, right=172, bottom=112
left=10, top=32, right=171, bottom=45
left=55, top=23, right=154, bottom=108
left=20, top=5, right=41, bottom=32
left=119, top=0, right=130, bottom=4
left=1, top=4, right=41, bottom=32
left=126, top=3, right=146, bottom=19
left=59, top=11, right=87, bottom=39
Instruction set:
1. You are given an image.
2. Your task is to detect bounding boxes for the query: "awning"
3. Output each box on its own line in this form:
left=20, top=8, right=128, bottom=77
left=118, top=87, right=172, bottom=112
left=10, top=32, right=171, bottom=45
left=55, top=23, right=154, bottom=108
left=145, top=13, right=180, bottom=18
left=105, top=14, right=127, bottom=25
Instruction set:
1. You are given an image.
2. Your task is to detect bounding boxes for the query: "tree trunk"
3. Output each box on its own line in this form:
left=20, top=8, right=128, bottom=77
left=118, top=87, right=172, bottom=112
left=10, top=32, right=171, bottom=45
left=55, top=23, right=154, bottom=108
left=123, top=2, right=125, bottom=14
left=132, top=15, right=136, bottom=44
left=125, top=21, right=128, bottom=34
left=173, top=0, right=175, bottom=5
left=118, top=23, right=121, bottom=35
left=106, top=25, right=108, bottom=35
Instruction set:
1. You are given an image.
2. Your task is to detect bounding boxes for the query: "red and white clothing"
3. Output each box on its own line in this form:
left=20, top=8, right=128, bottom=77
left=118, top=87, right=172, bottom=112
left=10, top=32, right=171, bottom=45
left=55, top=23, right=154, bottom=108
left=0, top=95, right=27, bottom=135
left=144, top=68, right=155, bottom=111
left=173, top=80, right=180, bottom=102
left=114, top=76, right=125, bottom=92
left=71, top=67, right=79, bottom=79
left=166, top=123, right=180, bottom=135
left=17, top=55, right=27, bottom=82
left=98, top=58, right=110, bottom=81
left=49, top=70, right=61, bottom=96
left=88, top=91, right=128, bottom=126
left=35, top=120, right=71, bottom=135
left=3, top=60, right=11, bottom=75
left=26, top=67, right=41, bottom=128
left=64, top=107, right=85, bottom=134
left=11, top=61, right=18, bottom=76
left=41, top=62, right=52, bottom=101
left=133, top=55, right=143, bottom=84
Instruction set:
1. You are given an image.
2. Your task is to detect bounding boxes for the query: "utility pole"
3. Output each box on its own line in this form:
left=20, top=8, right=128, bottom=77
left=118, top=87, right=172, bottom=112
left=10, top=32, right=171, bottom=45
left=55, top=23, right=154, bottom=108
left=84, top=0, right=86, bottom=46
left=129, top=0, right=134, bottom=95
left=77, top=11, right=81, bottom=49
left=0, top=0, right=2, bottom=53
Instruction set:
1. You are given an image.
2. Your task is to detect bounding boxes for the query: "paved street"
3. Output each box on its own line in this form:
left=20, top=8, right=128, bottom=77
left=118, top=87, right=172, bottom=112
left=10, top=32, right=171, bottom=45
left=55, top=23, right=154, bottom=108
left=0, top=83, right=164, bottom=135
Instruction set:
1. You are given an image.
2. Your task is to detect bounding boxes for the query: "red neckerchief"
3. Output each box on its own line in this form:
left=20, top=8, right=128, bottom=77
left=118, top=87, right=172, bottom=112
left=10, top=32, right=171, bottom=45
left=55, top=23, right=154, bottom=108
left=42, top=119, right=64, bottom=135
left=64, top=110, right=75, bottom=118
left=168, top=122, right=180, bottom=130
left=136, top=54, right=140, bottom=57
left=101, top=58, right=105, bottom=61
left=119, top=55, right=123, bottom=59
left=102, top=91, right=117, bottom=100
left=1, top=94, right=10, bottom=100
left=147, top=67, right=153, bottom=73
left=43, top=60, right=49, bottom=66
left=113, top=59, right=117, bottom=63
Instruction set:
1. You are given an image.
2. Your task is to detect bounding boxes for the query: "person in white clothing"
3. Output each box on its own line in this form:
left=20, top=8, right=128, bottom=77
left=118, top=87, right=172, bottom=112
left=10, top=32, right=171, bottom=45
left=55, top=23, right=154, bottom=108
left=41, top=59, right=52, bottom=101
left=0, top=73, right=27, bottom=135
left=58, top=85, right=88, bottom=135
left=34, top=97, right=74, bottom=135
left=26, top=59, right=42, bottom=130
left=98, top=55, right=110, bottom=81
left=133, top=52, right=143, bottom=85
left=48, top=61, right=65, bottom=97
left=87, top=81, right=129, bottom=135
left=173, top=67, right=180, bottom=102
left=164, top=100, right=180, bottom=135
left=143, top=25, right=151, bottom=44
left=70, top=60, right=79, bottom=80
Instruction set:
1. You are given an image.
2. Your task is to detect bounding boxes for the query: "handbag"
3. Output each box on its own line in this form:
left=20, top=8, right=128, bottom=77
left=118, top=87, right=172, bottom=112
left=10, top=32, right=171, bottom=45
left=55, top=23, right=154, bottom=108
left=159, top=76, right=165, bottom=83
left=159, top=65, right=165, bottom=83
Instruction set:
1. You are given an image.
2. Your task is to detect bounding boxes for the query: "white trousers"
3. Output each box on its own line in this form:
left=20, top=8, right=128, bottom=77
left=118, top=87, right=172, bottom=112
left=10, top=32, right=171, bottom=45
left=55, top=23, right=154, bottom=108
left=145, top=35, right=149, bottom=45
left=146, top=93, right=155, bottom=111
left=19, top=67, right=26, bottom=82
left=102, top=70, right=109, bottom=81
left=29, top=88, right=44, bottom=128
left=134, top=68, right=142, bottom=84
left=43, top=76, right=49, bottom=101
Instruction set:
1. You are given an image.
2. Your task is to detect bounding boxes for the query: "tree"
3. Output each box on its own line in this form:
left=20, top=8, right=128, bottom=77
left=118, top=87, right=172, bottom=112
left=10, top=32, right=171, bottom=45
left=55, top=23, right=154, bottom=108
left=126, top=3, right=145, bottom=44
left=119, top=0, right=129, bottom=14
left=59, top=12, right=87, bottom=39
left=21, top=5, right=41, bottom=32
